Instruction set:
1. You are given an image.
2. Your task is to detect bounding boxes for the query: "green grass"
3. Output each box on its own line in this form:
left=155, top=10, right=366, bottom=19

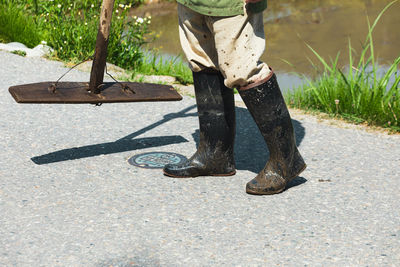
left=0, top=2, right=43, bottom=47
left=285, top=0, right=400, bottom=132
left=134, top=52, right=193, bottom=84
left=0, top=0, right=191, bottom=84
left=11, top=50, right=27, bottom=57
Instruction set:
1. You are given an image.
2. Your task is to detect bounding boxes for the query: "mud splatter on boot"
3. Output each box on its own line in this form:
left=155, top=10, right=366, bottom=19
left=163, top=70, right=236, bottom=178
left=239, top=72, right=306, bottom=194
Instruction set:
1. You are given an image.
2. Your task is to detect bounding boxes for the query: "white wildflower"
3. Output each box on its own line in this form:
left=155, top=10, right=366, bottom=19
left=136, top=17, right=144, bottom=24
left=57, top=4, right=61, bottom=8
left=91, top=4, right=94, bottom=8
left=119, top=4, right=124, bottom=8
left=41, top=40, right=47, bottom=45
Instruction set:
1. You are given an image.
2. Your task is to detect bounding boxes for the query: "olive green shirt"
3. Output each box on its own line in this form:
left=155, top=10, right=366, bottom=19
left=177, top=0, right=267, bottom=17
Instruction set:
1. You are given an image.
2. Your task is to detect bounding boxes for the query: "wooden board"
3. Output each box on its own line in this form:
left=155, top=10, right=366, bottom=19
left=9, top=81, right=182, bottom=104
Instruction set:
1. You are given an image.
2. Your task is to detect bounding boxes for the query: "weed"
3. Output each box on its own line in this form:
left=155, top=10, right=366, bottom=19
left=285, top=1, right=400, bottom=132
left=0, top=1, right=43, bottom=47
left=11, top=50, right=27, bottom=57
left=135, top=52, right=193, bottom=84
left=1, top=1, right=152, bottom=70
left=0, top=0, right=191, bottom=83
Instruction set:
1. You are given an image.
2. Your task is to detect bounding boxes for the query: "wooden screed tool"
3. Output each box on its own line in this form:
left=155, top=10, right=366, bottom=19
left=9, top=0, right=182, bottom=104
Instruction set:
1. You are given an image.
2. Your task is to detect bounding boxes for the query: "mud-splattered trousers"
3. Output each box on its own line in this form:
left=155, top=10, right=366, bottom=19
left=178, top=3, right=272, bottom=89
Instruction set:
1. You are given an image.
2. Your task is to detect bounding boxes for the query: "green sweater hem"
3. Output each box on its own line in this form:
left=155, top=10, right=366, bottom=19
left=177, top=1, right=244, bottom=16
left=177, top=0, right=267, bottom=17
left=247, top=1, right=267, bottom=14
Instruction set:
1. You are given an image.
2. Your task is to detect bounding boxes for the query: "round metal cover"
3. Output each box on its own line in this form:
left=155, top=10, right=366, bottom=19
left=128, top=152, right=187, bottom=169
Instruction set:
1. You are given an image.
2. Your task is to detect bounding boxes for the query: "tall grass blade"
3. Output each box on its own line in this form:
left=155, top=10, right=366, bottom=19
left=286, top=1, right=400, bottom=131
left=305, top=43, right=333, bottom=73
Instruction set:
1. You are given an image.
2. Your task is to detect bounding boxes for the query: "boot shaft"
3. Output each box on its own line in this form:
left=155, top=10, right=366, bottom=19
left=162, top=70, right=237, bottom=178
left=239, top=73, right=296, bottom=161
left=193, top=70, right=235, bottom=150
left=239, top=73, right=307, bottom=192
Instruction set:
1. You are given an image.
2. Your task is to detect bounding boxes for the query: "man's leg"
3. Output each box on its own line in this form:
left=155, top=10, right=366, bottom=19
left=238, top=72, right=306, bottom=194
left=163, top=4, right=236, bottom=177
left=163, top=70, right=236, bottom=177
left=210, top=9, right=271, bottom=89
left=211, top=10, right=306, bottom=194
left=177, top=3, right=218, bottom=73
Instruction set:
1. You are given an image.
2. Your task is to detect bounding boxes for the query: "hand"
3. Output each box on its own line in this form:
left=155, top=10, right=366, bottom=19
left=245, top=0, right=263, bottom=3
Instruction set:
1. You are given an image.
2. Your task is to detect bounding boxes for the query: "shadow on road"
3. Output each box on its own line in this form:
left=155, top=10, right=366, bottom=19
left=31, top=105, right=197, bottom=165
left=31, top=104, right=307, bottom=190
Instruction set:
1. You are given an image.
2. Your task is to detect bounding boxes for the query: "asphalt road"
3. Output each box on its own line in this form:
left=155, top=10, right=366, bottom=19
left=1, top=51, right=399, bottom=266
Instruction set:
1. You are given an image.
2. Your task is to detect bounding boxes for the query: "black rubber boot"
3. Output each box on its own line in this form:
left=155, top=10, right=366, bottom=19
left=239, top=73, right=306, bottom=195
left=163, top=70, right=236, bottom=178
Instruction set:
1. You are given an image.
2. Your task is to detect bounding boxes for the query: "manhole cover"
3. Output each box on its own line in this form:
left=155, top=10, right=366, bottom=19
left=128, top=152, right=187, bottom=169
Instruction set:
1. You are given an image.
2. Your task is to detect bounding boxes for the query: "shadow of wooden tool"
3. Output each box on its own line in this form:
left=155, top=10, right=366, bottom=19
left=8, top=0, right=182, bottom=104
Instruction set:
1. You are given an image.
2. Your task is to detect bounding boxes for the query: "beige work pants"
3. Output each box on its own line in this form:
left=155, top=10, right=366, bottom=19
left=178, top=3, right=272, bottom=89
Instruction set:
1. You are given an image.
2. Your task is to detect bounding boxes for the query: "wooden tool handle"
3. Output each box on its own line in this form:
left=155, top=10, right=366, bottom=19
left=89, top=0, right=115, bottom=93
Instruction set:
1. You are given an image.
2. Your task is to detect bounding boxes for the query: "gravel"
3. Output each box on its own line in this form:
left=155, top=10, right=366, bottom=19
left=1, top=50, right=399, bottom=266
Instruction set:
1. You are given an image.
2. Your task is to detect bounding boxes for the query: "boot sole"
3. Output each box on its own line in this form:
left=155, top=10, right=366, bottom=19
left=246, top=163, right=307, bottom=195
left=163, top=170, right=236, bottom=178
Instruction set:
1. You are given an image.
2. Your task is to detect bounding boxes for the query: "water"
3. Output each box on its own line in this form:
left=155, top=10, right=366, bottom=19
left=131, top=0, right=400, bottom=90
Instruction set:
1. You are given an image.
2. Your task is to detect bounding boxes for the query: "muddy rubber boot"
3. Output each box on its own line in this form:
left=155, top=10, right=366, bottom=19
left=163, top=70, right=236, bottom=178
left=239, top=73, right=306, bottom=195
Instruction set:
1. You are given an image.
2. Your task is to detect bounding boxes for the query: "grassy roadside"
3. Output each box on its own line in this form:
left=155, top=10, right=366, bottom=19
left=0, top=0, right=192, bottom=84
left=133, top=53, right=192, bottom=84
left=0, top=2, right=42, bottom=47
left=284, top=1, right=400, bottom=133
